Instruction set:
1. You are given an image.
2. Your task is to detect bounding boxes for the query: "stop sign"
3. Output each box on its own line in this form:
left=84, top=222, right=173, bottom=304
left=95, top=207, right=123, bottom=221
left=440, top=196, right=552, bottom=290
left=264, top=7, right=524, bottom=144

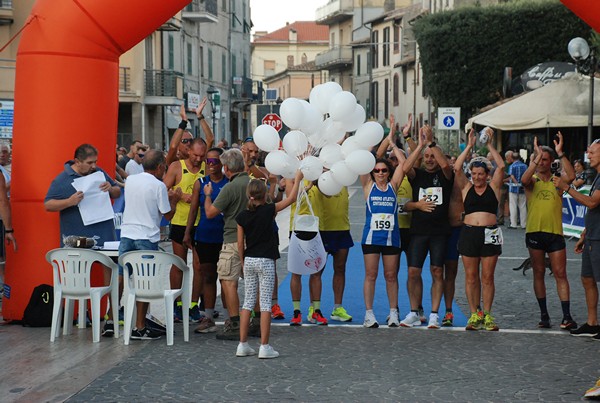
left=262, top=113, right=283, bottom=132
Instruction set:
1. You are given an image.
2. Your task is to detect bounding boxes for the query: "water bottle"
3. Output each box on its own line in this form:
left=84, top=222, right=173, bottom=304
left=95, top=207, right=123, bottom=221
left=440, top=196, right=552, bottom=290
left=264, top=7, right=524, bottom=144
left=479, top=127, right=490, bottom=144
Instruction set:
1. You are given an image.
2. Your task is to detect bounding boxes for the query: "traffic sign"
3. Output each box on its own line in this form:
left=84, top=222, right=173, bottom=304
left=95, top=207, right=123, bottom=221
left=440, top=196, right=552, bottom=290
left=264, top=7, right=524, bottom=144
left=262, top=113, right=283, bottom=132
left=438, top=107, right=460, bottom=130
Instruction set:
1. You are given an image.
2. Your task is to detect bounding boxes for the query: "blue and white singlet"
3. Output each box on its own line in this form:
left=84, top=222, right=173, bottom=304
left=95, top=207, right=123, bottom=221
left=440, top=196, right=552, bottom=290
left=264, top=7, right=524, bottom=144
left=361, top=182, right=400, bottom=247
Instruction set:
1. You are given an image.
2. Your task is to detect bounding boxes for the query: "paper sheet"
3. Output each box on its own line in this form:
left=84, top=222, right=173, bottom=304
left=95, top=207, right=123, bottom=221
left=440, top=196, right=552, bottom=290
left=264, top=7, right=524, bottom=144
left=72, top=171, right=115, bottom=225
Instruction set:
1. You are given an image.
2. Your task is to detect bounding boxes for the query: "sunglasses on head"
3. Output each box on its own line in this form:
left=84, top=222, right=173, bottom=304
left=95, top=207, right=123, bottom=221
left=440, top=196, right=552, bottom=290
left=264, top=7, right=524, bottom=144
left=206, top=158, right=221, bottom=165
left=593, top=139, right=600, bottom=145
left=373, top=168, right=389, bottom=174
left=243, top=136, right=254, bottom=144
left=181, top=138, right=192, bottom=144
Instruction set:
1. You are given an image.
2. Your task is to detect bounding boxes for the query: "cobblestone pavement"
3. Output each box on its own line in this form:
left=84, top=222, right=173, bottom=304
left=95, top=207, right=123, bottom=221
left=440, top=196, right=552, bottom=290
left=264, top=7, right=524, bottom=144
left=64, top=186, right=600, bottom=402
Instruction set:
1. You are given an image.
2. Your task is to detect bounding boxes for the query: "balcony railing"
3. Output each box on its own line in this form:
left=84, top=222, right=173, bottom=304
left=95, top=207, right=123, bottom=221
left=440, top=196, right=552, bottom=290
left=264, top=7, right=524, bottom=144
left=315, top=46, right=353, bottom=69
left=0, top=0, right=12, bottom=8
left=183, top=0, right=218, bottom=23
left=232, top=77, right=262, bottom=103
left=316, top=0, right=353, bottom=25
left=144, top=69, right=183, bottom=98
left=119, top=67, right=131, bottom=93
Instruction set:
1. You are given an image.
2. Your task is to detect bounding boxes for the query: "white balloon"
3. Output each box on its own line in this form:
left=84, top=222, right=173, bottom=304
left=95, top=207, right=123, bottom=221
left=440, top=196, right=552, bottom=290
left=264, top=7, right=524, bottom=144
left=280, top=98, right=305, bottom=129
left=300, top=156, right=323, bottom=181
left=345, top=149, right=376, bottom=175
left=309, top=84, right=323, bottom=108
left=282, top=130, right=309, bottom=157
left=318, top=143, right=344, bottom=168
left=253, top=124, right=280, bottom=152
left=313, top=81, right=342, bottom=115
left=318, top=171, right=343, bottom=196
left=329, top=91, right=357, bottom=122
left=341, top=136, right=365, bottom=157
left=281, top=154, right=300, bottom=179
left=300, top=102, right=323, bottom=136
left=330, top=161, right=358, bottom=186
left=322, top=118, right=346, bottom=145
left=265, top=150, right=289, bottom=175
left=343, top=104, right=366, bottom=132
left=355, top=122, right=384, bottom=148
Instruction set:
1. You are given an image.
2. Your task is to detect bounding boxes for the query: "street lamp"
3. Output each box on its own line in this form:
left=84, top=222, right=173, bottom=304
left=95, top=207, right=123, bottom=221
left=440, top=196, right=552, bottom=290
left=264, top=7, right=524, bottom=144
left=206, top=85, right=218, bottom=136
left=568, top=37, right=596, bottom=145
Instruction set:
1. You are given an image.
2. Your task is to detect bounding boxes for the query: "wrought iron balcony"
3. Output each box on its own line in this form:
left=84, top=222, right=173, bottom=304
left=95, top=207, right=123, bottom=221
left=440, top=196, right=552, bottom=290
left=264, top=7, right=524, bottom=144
left=183, top=0, right=218, bottom=23
left=316, top=0, right=353, bottom=25
left=144, top=69, right=183, bottom=103
left=315, top=46, right=353, bottom=69
left=232, top=77, right=262, bottom=103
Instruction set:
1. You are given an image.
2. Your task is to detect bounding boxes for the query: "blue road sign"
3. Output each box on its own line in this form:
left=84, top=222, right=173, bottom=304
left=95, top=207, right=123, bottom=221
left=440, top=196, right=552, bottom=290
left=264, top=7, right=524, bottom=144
left=443, top=116, right=455, bottom=128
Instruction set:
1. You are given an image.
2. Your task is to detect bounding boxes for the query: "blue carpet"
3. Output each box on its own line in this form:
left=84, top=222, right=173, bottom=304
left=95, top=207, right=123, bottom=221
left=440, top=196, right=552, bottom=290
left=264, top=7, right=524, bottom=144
left=277, top=245, right=467, bottom=326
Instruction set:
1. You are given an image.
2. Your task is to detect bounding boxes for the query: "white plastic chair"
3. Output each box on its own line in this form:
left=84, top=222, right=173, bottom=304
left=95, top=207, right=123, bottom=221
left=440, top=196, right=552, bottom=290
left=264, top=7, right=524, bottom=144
left=46, top=248, right=119, bottom=343
left=119, top=250, right=191, bottom=346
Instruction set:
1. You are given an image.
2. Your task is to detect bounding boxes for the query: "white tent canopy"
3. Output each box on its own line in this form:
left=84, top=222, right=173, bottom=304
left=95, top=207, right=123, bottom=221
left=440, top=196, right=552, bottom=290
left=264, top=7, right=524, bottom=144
left=467, top=74, right=600, bottom=131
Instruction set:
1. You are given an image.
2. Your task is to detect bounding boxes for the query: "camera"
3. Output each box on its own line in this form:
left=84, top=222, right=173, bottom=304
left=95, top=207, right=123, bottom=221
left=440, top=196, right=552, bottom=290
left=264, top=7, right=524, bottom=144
left=551, top=159, right=561, bottom=177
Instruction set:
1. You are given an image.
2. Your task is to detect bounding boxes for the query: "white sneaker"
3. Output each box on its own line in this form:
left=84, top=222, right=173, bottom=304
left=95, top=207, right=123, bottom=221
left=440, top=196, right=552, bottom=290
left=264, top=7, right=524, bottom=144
left=236, top=342, right=256, bottom=357
left=363, top=311, right=379, bottom=328
left=428, top=313, right=440, bottom=329
left=387, top=309, right=399, bottom=327
left=400, top=312, right=421, bottom=328
left=258, top=344, right=279, bottom=359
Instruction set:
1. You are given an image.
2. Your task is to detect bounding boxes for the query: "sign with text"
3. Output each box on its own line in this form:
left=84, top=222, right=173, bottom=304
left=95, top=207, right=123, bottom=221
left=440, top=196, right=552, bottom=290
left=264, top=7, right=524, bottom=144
left=186, top=92, right=201, bottom=111
left=0, top=100, right=14, bottom=138
left=262, top=113, right=283, bottom=132
left=438, top=107, right=460, bottom=130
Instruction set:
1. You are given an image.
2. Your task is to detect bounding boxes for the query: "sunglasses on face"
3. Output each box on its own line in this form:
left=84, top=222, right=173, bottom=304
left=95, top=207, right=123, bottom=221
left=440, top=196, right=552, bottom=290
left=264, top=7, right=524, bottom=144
left=137, top=153, right=145, bottom=158
left=373, top=168, right=389, bottom=174
left=181, top=138, right=192, bottom=144
left=206, top=158, right=221, bottom=165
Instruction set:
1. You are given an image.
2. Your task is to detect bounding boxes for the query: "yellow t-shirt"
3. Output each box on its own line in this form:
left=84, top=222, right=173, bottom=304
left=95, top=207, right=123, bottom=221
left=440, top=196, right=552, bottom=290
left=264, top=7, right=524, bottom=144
left=396, top=176, right=413, bottom=229
left=316, top=186, right=350, bottom=231
left=171, top=160, right=205, bottom=226
left=526, top=175, right=563, bottom=235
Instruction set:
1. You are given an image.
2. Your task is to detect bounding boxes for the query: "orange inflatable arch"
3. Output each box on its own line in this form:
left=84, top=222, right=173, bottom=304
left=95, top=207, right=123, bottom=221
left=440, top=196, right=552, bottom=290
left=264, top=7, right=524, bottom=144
left=3, top=0, right=190, bottom=320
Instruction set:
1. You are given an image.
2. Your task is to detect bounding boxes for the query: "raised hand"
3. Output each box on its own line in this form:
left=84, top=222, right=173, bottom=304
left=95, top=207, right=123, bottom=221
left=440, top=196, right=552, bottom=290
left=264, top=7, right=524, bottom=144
left=554, top=131, right=564, bottom=155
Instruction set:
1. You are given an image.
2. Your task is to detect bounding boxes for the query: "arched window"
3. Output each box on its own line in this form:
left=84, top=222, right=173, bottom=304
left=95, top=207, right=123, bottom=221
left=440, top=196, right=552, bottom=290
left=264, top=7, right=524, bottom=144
left=287, top=55, right=294, bottom=68
left=301, top=53, right=307, bottom=64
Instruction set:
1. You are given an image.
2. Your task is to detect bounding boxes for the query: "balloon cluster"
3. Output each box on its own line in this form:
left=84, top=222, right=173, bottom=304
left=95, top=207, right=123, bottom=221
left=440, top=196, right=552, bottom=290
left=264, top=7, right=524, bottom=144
left=253, top=82, right=383, bottom=196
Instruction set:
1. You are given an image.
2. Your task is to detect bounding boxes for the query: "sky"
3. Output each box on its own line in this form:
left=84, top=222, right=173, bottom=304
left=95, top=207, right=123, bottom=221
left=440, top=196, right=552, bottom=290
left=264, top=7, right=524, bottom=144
left=250, top=0, right=328, bottom=34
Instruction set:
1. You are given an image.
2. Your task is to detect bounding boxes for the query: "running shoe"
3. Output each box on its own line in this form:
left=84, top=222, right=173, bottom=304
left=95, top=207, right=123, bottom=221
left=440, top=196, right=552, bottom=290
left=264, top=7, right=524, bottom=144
left=290, top=310, right=302, bottom=326
left=309, top=309, right=328, bottom=325
left=559, top=318, right=577, bottom=330
left=441, top=312, right=454, bottom=327
left=236, top=342, right=256, bottom=357
left=484, top=313, right=499, bottom=331
left=130, top=327, right=162, bottom=340
left=330, top=306, right=353, bottom=322
left=259, top=344, right=279, bottom=359
left=363, top=311, right=379, bottom=328
left=194, top=317, right=217, bottom=334
left=418, top=307, right=427, bottom=324
left=400, top=312, right=421, bottom=328
left=427, top=313, right=440, bottom=329
left=271, top=304, right=285, bottom=320
left=102, top=320, right=114, bottom=337
left=174, top=303, right=183, bottom=323
left=387, top=309, right=399, bottom=328
left=538, top=318, right=551, bottom=329
left=585, top=379, right=600, bottom=398
left=190, top=305, right=202, bottom=323
left=465, top=312, right=483, bottom=331
left=570, top=323, right=600, bottom=337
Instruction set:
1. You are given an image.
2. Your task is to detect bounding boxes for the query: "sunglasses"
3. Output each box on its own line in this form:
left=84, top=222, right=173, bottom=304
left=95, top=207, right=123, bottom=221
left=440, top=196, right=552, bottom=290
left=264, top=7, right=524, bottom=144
left=206, top=158, right=221, bottom=165
left=181, top=138, right=192, bottom=144
left=372, top=168, right=389, bottom=174
left=243, top=136, right=254, bottom=144
left=593, top=139, right=600, bottom=145
left=137, top=153, right=145, bottom=158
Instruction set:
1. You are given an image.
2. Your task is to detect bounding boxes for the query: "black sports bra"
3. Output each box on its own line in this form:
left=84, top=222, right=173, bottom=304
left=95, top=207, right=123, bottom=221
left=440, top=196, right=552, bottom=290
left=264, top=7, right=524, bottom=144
left=464, top=185, right=498, bottom=215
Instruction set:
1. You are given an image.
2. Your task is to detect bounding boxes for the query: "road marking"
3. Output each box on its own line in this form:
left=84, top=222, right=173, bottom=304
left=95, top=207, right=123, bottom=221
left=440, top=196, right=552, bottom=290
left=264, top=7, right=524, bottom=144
left=499, top=256, right=581, bottom=262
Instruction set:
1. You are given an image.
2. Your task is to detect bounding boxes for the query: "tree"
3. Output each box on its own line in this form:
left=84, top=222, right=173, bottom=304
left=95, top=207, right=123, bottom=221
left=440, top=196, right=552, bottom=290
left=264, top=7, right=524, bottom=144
left=413, top=0, right=592, bottom=121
